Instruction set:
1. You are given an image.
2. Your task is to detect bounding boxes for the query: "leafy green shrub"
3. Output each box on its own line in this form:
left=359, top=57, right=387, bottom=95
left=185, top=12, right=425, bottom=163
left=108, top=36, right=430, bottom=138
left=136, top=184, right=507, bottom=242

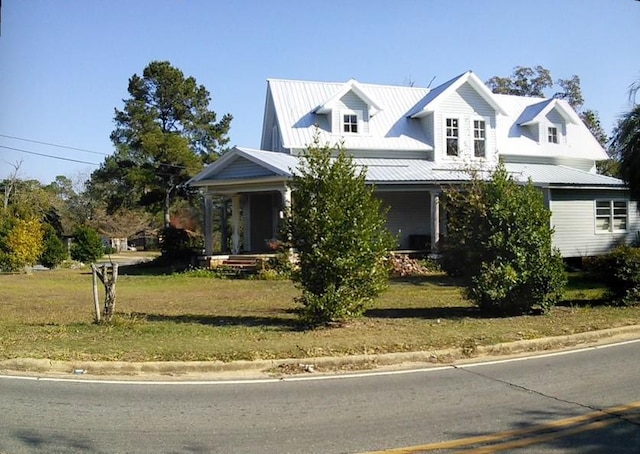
left=103, top=246, right=117, bottom=255
left=284, top=135, right=395, bottom=326
left=587, top=245, right=640, bottom=305
left=159, top=227, right=201, bottom=262
left=442, top=163, right=566, bottom=315
left=70, top=225, right=104, bottom=263
left=263, top=246, right=296, bottom=279
left=39, top=223, right=68, bottom=268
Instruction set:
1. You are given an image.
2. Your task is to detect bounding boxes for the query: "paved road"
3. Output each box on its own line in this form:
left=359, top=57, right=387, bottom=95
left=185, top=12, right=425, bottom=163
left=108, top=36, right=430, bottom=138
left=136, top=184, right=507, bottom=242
left=1, top=341, right=639, bottom=453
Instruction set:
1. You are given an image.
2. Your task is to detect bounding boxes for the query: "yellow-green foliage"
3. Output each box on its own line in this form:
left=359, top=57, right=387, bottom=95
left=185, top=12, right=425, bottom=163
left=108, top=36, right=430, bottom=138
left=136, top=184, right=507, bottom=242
left=3, top=218, right=44, bottom=270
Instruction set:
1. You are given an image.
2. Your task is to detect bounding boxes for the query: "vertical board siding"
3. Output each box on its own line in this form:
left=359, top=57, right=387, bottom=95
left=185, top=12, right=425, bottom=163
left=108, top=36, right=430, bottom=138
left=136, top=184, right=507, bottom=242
left=376, top=191, right=430, bottom=249
left=550, top=189, right=639, bottom=257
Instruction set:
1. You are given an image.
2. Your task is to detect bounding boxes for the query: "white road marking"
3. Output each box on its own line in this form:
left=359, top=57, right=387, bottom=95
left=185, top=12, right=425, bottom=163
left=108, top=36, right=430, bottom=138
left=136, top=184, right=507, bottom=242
left=1, top=338, right=639, bottom=386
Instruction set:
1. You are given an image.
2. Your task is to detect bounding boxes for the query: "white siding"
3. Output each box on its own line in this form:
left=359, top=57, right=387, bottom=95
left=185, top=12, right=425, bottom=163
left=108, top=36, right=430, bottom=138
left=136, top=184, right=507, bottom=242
left=331, top=92, right=370, bottom=134
left=217, top=159, right=274, bottom=179
left=550, top=189, right=639, bottom=257
left=434, top=82, right=497, bottom=163
left=376, top=191, right=430, bottom=249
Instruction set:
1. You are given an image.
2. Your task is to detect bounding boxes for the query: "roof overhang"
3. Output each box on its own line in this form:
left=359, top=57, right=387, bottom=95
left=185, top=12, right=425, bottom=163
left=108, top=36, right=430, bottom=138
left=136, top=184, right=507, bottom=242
left=314, top=79, right=383, bottom=116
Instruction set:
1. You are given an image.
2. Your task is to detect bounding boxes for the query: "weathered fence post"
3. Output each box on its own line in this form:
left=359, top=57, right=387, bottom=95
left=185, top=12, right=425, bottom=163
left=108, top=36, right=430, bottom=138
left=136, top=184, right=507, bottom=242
left=91, top=263, right=119, bottom=323
left=91, top=264, right=101, bottom=323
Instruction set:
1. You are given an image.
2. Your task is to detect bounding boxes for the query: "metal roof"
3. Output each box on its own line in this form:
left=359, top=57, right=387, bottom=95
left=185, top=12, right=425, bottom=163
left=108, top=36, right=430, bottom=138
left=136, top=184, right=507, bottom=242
left=189, top=148, right=624, bottom=188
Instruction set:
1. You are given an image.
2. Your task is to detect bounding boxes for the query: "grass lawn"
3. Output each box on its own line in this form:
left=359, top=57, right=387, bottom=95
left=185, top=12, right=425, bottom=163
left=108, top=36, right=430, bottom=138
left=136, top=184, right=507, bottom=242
left=1, top=265, right=639, bottom=363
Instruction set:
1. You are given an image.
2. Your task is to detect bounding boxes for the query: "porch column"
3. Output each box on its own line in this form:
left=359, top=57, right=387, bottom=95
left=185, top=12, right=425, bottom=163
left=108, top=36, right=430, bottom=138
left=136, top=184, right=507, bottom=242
left=280, top=186, right=294, bottom=256
left=203, top=195, right=214, bottom=256
left=231, top=195, right=241, bottom=254
left=430, top=191, right=441, bottom=252
left=280, top=187, right=292, bottom=217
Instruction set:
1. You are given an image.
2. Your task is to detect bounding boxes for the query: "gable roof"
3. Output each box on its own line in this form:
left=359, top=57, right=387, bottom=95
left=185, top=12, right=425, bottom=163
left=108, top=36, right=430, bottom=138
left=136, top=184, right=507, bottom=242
left=314, top=79, right=383, bottom=116
left=494, top=94, right=608, bottom=160
left=266, top=78, right=432, bottom=152
left=517, top=98, right=579, bottom=126
left=409, top=71, right=507, bottom=118
left=187, top=147, right=297, bottom=186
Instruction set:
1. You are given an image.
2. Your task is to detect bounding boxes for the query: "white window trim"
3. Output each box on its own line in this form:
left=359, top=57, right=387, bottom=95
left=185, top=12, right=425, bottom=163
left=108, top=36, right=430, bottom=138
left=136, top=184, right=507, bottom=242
left=547, top=125, right=559, bottom=144
left=473, top=118, right=487, bottom=159
left=444, top=117, right=460, bottom=158
left=594, top=199, right=629, bottom=234
left=340, top=109, right=363, bottom=134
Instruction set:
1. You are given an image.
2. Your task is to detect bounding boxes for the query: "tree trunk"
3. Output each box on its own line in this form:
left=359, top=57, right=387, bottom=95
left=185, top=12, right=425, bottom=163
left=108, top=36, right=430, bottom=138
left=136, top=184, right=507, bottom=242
left=91, top=263, right=119, bottom=323
left=164, top=190, right=171, bottom=228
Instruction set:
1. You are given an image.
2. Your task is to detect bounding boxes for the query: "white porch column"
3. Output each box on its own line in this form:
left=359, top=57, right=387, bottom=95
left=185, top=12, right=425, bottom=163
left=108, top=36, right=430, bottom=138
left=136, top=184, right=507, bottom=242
left=231, top=195, right=241, bottom=254
left=280, top=187, right=292, bottom=216
left=203, top=195, right=214, bottom=256
left=430, top=191, right=441, bottom=252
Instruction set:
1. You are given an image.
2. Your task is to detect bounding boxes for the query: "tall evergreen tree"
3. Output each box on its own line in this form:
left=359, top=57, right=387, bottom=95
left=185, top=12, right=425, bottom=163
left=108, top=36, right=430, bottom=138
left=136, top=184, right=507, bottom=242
left=90, top=61, right=232, bottom=227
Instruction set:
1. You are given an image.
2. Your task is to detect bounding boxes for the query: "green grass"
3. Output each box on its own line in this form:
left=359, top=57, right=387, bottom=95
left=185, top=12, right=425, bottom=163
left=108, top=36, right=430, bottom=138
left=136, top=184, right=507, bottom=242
left=1, top=267, right=639, bottom=363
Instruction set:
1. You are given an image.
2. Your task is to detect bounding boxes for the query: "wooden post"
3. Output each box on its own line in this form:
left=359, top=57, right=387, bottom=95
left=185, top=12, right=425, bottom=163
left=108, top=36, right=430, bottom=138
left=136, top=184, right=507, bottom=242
left=91, top=263, right=119, bottom=323
left=91, top=265, right=101, bottom=323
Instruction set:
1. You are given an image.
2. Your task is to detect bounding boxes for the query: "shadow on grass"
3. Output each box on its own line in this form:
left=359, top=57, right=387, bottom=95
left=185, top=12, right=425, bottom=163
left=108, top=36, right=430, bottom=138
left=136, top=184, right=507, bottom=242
left=558, top=297, right=611, bottom=308
left=389, top=274, right=461, bottom=286
left=365, top=306, right=488, bottom=320
left=116, top=259, right=191, bottom=276
left=131, top=312, right=303, bottom=331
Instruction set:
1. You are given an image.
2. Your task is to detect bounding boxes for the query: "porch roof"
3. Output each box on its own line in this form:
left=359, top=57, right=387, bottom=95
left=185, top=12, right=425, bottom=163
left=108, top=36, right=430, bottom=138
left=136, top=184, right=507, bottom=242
left=188, top=147, right=625, bottom=189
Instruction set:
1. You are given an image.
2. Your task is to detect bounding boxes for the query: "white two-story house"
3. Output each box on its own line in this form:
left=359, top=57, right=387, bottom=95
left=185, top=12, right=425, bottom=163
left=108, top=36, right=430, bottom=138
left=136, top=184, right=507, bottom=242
left=188, top=71, right=637, bottom=258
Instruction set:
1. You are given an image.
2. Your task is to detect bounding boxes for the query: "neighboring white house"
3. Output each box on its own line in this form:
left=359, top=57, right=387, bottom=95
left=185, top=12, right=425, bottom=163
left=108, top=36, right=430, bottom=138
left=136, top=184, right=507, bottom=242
left=188, top=71, right=637, bottom=258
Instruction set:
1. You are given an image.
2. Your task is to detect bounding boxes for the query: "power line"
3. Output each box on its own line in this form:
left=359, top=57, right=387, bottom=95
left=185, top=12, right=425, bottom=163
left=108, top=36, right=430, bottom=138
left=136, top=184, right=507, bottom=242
left=0, top=145, right=100, bottom=166
left=0, top=133, right=110, bottom=156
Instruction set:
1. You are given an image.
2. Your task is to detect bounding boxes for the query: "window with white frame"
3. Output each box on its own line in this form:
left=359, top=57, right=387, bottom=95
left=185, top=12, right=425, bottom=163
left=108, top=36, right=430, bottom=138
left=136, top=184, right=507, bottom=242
left=595, top=200, right=628, bottom=232
left=474, top=120, right=486, bottom=158
left=446, top=118, right=459, bottom=156
left=343, top=113, right=358, bottom=133
left=548, top=126, right=558, bottom=144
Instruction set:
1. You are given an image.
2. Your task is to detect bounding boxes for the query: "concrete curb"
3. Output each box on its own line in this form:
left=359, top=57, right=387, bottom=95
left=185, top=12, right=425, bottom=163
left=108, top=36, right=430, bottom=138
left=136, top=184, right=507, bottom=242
left=2, top=325, right=640, bottom=380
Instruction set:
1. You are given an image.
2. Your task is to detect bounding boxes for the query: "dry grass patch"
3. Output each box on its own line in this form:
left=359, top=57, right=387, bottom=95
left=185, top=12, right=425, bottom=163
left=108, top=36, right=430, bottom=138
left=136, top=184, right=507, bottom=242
left=1, top=268, right=639, bottom=362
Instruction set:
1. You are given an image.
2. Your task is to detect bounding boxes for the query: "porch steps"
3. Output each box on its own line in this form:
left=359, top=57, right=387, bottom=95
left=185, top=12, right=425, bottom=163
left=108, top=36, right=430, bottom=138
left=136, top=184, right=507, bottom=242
left=220, top=255, right=263, bottom=274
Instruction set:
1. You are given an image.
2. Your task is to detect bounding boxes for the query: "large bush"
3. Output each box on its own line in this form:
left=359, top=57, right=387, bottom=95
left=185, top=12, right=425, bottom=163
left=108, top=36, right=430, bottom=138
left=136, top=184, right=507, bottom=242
left=159, top=226, right=202, bottom=263
left=39, top=223, right=68, bottom=268
left=284, top=136, right=395, bottom=326
left=588, top=245, right=640, bottom=305
left=442, top=163, right=566, bottom=315
left=70, top=225, right=104, bottom=263
left=0, top=217, right=44, bottom=271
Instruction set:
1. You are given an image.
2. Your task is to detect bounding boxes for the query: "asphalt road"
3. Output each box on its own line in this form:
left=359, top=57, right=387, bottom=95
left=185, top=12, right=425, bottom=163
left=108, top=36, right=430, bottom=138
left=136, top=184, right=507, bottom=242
left=1, top=341, right=639, bottom=453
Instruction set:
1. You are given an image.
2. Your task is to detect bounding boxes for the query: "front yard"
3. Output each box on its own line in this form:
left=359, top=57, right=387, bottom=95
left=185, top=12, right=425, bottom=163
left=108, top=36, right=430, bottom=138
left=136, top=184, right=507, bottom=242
left=1, top=268, right=639, bottom=362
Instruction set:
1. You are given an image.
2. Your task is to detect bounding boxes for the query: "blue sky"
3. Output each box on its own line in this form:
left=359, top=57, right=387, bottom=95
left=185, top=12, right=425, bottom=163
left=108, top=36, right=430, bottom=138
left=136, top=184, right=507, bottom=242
left=1, top=0, right=638, bottom=184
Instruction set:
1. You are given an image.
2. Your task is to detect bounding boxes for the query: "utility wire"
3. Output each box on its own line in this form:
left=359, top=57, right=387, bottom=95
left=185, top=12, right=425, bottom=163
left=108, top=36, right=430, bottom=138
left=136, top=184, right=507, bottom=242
left=0, top=133, right=110, bottom=156
left=0, top=145, right=100, bottom=166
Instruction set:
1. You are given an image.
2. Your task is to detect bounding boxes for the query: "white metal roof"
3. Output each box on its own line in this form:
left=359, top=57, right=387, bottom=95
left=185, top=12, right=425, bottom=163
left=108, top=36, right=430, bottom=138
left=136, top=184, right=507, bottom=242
left=267, top=78, right=433, bottom=152
left=189, top=148, right=624, bottom=188
left=494, top=94, right=608, bottom=161
left=265, top=75, right=608, bottom=162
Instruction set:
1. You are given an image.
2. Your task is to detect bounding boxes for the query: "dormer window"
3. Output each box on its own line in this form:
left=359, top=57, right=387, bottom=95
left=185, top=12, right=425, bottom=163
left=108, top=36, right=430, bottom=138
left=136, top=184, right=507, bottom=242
left=343, top=114, right=358, bottom=133
left=446, top=118, right=459, bottom=156
left=548, top=126, right=558, bottom=144
left=474, top=120, right=486, bottom=158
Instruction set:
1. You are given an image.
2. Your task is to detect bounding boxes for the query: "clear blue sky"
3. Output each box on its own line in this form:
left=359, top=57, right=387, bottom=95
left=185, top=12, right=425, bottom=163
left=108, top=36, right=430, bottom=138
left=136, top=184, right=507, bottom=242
left=1, top=0, right=638, bottom=184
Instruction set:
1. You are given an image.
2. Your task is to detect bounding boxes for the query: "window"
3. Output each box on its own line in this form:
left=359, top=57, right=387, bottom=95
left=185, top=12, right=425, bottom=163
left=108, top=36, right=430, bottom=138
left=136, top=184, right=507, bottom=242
left=595, top=200, right=628, bottom=232
left=343, top=114, right=358, bottom=133
left=446, top=118, right=459, bottom=156
left=548, top=126, right=558, bottom=144
left=474, top=120, right=486, bottom=158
